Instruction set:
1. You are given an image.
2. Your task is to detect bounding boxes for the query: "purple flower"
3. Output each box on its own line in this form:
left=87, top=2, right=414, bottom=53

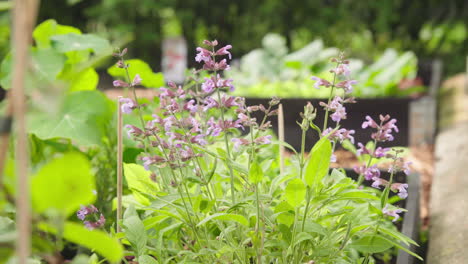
left=132, top=74, right=142, bottom=86
left=201, top=77, right=216, bottom=93
left=231, top=138, right=250, bottom=150
left=371, top=177, right=388, bottom=189
left=215, top=45, right=232, bottom=59
left=382, top=204, right=403, bottom=222
left=254, top=135, right=272, bottom=145
left=330, top=64, right=350, bottom=76
left=330, top=154, right=337, bottom=163
left=356, top=143, right=371, bottom=156
left=402, top=161, right=412, bottom=175
left=330, top=105, right=346, bottom=122
left=84, top=214, right=106, bottom=230
left=113, top=80, right=129, bottom=87
left=362, top=115, right=399, bottom=142
left=391, top=183, right=409, bottom=199
left=216, top=76, right=235, bottom=91
left=310, top=76, right=332, bottom=89
left=125, top=124, right=143, bottom=138
left=203, top=97, right=219, bottom=111
left=323, top=128, right=355, bottom=143
left=184, top=100, right=198, bottom=113
left=354, top=164, right=380, bottom=181
left=374, top=147, right=390, bottom=158
left=336, top=80, right=358, bottom=93
left=195, top=47, right=212, bottom=63
left=119, top=97, right=137, bottom=114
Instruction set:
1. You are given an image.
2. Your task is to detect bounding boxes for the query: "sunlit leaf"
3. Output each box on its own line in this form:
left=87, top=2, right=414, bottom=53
left=31, top=152, right=95, bottom=216
left=284, top=178, right=306, bottom=207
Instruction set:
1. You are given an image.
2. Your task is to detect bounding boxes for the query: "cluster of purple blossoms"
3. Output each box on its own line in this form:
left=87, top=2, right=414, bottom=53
left=117, top=40, right=277, bottom=175
left=77, top=205, right=106, bottom=230
left=362, top=114, right=399, bottom=142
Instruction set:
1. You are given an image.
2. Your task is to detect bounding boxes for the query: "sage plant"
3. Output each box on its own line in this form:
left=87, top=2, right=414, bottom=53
left=112, top=41, right=420, bottom=263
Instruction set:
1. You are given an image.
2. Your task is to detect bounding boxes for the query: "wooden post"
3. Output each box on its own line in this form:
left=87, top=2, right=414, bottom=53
left=278, top=104, right=285, bottom=175
left=116, top=97, right=123, bottom=233
left=11, top=0, right=40, bottom=263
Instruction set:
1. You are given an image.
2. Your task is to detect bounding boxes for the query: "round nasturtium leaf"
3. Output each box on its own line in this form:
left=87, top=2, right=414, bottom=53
left=31, top=152, right=95, bottom=217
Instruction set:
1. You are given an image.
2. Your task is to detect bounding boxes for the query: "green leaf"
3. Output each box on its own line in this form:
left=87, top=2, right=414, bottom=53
left=0, top=48, right=66, bottom=90
left=378, top=235, right=423, bottom=260
left=351, top=235, right=393, bottom=253
left=51, top=33, right=112, bottom=55
left=305, top=137, right=331, bottom=187
left=31, top=152, right=95, bottom=216
left=293, top=232, right=314, bottom=247
left=31, top=48, right=67, bottom=83
left=123, top=213, right=147, bottom=257
left=197, top=213, right=249, bottom=227
left=69, top=68, right=99, bottom=92
left=39, top=221, right=123, bottom=263
left=123, top=163, right=158, bottom=205
left=108, top=59, right=165, bottom=88
left=33, top=19, right=82, bottom=49
left=138, top=255, right=158, bottom=264
left=284, top=178, right=306, bottom=207
left=249, top=161, right=264, bottom=184
left=29, top=90, right=115, bottom=146
left=337, top=191, right=379, bottom=200
left=378, top=226, right=419, bottom=247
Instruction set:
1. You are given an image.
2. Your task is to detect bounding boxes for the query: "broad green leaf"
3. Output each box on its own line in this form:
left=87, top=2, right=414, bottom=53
left=249, top=161, right=264, bottom=184
left=31, top=152, right=95, bottom=216
left=123, top=163, right=158, bottom=199
left=293, top=232, right=314, bottom=247
left=138, top=255, right=158, bottom=264
left=197, top=213, right=249, bottom=227
left=305, top=137, right=331, bottom=187
left=69, top=68, right=99, bottom=92
left=337, top=191, right=378, bottom=200
left=29, top=90, right=115, bottom=146
left=123, top=214, right=147, bottom=257
left=274, top=201, right=294, bottom=226
left=39, top=221, right=123, bottom=263
left=303, top=221, right=327, bottom=236
left=284, top=178, right=306, bottom=207
left=351, top=235, right=393, bottom=253
left=51, top=33, right=112, bottom=55
left=0, top=48, right=66, bottom=89
left=31, top=48, right=67, bottom=83
left=33, top=19, right=82, bottom=49
left=108, top=59, right=165, bottom=88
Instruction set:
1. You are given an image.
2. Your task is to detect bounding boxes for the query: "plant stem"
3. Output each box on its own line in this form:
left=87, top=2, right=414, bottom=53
left=322, top=63, right=339, bottom=132
left=216, top=88, right=236, bottom=205
left=116, top=97, right=123, bottom=233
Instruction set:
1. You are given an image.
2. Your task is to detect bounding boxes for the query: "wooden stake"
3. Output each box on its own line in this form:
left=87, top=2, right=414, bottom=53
left=278, top=104, right=285, bottom=175
left=116, top=97, right=123, bottom=233
left=12, top=0, right=40, bottom=263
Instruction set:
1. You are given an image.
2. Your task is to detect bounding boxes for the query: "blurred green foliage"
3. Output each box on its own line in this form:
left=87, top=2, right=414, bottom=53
left=34, top=0, right=468, bottom=76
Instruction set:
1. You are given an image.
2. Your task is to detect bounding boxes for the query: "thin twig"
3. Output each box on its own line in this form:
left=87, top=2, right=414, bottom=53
left=12, top=0, right=40, bottom=263
left=278, top=104, right=285, bottom=175
left=116, top=97, right=123, bottom=233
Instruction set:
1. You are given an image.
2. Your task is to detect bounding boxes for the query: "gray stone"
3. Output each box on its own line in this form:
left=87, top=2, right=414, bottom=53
left=427, top=122, right=468, bottom=264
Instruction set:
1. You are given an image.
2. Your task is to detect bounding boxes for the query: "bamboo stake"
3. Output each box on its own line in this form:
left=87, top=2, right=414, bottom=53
left=12, top=0, right=40, bottom=263
left=116, top=97, right=123, bottom=233
left=278, top=104, right=285, bottom=175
